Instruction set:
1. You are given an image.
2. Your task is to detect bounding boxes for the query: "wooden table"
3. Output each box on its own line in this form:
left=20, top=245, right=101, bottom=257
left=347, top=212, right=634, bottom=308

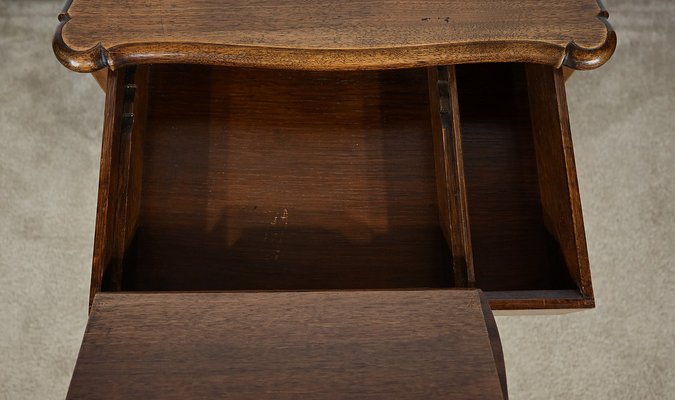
left=53, top=0, right=615, bottom=398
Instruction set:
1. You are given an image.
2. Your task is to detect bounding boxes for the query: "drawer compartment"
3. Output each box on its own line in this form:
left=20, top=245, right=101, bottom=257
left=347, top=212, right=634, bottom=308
left=122, top=65, right=449, bottom=291
left=93, top=63, right=592, bottom=310
left=455, top=64, right=593, bottom=310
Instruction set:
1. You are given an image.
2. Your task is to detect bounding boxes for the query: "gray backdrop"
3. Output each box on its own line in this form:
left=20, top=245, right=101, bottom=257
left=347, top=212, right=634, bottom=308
left=1, top=1, right=673, bottom=398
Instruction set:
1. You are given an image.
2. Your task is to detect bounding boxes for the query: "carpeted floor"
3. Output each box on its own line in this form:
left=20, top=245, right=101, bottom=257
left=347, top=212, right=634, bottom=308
left=0, top=1, right=673, bottom=399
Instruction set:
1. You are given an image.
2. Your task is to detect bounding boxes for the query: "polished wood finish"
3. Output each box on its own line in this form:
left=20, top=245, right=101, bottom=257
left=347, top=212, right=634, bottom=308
left=67, top=290, right=507, bottom=399
left=456, top=64, right=574, bottom=295
left=525, top=64, right=593, bottom=297
left=90, top=68, right=107, bottom=91
left=487, top=290, right=594, bottom=312
left=89, top=69, right=123, bottom=303
left=53, top=1, right=614, bottom=395
left=87, top=63, right=593, bottom=310
left=91, top=66, right=148, bottom=303
left=563, top=67, right=575, bottom=82
left=479, top=293, right=508, bottom=399
left=54, top=0, right=615, bottom=73
left=428, top=65, right=474, bottom=287
left=132, top=66, right=449, bottom=293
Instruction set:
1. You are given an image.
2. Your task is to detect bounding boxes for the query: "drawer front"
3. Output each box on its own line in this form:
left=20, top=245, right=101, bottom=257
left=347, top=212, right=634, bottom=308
left=68, top=290, right=506, bottom=399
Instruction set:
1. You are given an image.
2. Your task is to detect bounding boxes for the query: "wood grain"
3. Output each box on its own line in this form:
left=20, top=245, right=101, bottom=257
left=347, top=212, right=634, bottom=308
left=487, top=289, right=594, bottom=311
left=91, top=66, right=148, bottom=304
left=428, top=65, right=474, bottom=287
left=457, top=63, right=566, bottom=292
left=129, top=65, right=450, bottom=291
left=448, top=63, right=594, bottom=309
left=88, top=63, right=594, bottom=311
left=89, top=68, right=124, bottom=304
left=479, top=293, right=508, bottom=399
left=53, top=0, right=615, bottom=72
left=67, top=290, right=506, bottom=399
left=90, top=69, right=107, bottom=91
left=104, top=66, right=148, bottom=291
left=525, top=64, right=593, bottom=298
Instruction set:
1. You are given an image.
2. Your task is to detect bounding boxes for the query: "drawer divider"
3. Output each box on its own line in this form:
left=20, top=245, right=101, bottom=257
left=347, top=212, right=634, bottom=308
left=427, top=65, right=475, bottom=287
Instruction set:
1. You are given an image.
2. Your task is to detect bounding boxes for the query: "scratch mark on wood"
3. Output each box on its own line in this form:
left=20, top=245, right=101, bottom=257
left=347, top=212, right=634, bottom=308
left=265, top=208, right=289, bottom=262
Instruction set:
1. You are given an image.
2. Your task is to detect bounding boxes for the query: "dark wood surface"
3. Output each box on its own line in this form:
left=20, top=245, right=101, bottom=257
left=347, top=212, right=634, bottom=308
left=129, top=65, right=450, bottom=292
left=525, top=64, right=593, bottom=298
left=90, top=69, right=107, bottom=91
left=54, top=0, right=615, bottom=72
left=89, top=68, right=124, bottom=303
left=456, top=63, right=579, bottom=294
left=487, top=289, right=594, bottom=311
left=67, top=290, right=506, bottom=399
left=86, top=63, right=594, bottom=310
left=106, top=66, right=148, bottom=292
left=479, top=293, right=508, bottom=399
left=91, top=67, right=148, bottom=304
left=428, top=65, right=475, bottom=287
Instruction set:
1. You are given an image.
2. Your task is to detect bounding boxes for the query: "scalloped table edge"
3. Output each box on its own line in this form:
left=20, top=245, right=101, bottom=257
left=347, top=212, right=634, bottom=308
left=52, top=0, right=616, bottom=73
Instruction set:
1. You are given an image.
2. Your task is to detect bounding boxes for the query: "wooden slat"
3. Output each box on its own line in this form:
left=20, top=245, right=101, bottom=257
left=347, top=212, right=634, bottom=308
left=67, top=290, right=506, bottom=399
left=90, top=66, right=147, bottom=303
left=104, top=66, right=148, bottom=291
left=479, top=293, right=508, bottom=399
left=487, top=290, right=594, bottom=312
left=427, top=65, right=475, bottom=287
left=525, top=64, right=594, bottom=298
left=89, top=69, right=124, bottom=304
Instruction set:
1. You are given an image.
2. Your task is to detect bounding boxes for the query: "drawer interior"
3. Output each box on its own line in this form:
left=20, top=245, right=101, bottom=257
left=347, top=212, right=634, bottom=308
left=135, top=66, right=448, bottom=290
left=457, top=64, right=573, bottom=291
left=94, top=63, right=592, bottom=310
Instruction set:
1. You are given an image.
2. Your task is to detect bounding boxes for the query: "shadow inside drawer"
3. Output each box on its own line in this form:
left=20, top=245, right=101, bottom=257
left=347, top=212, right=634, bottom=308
left=97, top=63, right=589, bottom=310
left=456, top=64, right=576, bottom=292
left=125, top=66, right=450, bottom=291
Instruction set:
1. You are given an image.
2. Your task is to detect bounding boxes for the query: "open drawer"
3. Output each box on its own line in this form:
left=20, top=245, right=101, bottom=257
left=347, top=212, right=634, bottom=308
left=92, top=62, right=592, bottom=312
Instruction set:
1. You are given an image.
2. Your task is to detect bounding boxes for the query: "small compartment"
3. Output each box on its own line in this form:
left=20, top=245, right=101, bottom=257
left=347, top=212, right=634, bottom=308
left=93, top=63, right=592, bottom=310
left=455, top=64, right=593, bottom=309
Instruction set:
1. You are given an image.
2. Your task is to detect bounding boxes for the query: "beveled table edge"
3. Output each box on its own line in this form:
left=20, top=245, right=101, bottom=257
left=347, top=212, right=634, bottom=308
left=52, top=0, right=616, bottom=73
